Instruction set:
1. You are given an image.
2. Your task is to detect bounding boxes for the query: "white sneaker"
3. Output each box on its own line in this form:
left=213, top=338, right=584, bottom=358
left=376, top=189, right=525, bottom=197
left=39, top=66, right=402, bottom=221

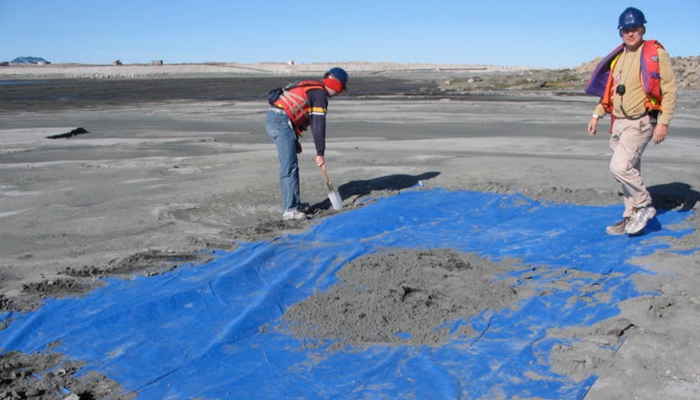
left=282, top=209, right=307, bottom=221
left=624, top=206, right=656, bottom=235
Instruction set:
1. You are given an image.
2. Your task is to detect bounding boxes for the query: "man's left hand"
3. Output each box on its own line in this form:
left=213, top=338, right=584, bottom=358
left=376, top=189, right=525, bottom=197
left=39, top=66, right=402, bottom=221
left=653, top=124, right=668, bottom=144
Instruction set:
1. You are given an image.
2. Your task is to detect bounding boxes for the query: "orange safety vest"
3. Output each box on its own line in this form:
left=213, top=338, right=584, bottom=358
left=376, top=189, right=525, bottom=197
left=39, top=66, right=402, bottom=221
left=585, top=40, right=664, bottom=114
left=272, top=80, right=325, bottom=137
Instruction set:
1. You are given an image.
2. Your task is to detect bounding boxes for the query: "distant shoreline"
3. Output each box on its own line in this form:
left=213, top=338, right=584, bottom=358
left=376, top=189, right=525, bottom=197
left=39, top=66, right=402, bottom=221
left=0, top=61, right=533, bottom=80
left=3, top=58, right=697, bottom=90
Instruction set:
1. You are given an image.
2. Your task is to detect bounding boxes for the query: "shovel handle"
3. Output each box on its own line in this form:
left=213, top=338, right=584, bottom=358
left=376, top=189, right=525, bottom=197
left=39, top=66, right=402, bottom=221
left=320, top=164, right=329, bottom=182
left=320, top=164, right=334, bottom=191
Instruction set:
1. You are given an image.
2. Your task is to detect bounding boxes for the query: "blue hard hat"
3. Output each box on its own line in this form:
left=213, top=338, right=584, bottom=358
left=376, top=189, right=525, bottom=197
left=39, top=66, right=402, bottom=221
left=618, top=7, right=646, bottom=30
left=324, top=67, right=348, bottom=87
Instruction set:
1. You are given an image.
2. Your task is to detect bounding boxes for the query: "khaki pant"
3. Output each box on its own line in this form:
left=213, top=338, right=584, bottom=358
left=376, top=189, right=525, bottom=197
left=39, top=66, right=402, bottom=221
left=609, top=115, right=654, bottom=218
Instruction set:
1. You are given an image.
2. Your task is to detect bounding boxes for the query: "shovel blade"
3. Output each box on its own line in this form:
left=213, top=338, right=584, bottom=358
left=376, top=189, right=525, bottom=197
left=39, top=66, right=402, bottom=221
left=328, top=190, right=343, bottom=211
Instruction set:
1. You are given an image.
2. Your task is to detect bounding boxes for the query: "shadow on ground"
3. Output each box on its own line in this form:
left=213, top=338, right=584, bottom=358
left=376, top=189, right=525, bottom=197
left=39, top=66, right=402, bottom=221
left=649, top=182, right=700, bottom=212
left=308, top=171, right=441, bottom=212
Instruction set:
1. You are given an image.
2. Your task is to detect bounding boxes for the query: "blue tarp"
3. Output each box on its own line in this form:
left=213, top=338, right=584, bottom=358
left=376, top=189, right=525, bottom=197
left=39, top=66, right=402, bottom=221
left=0, top=188, right=695, bottom=399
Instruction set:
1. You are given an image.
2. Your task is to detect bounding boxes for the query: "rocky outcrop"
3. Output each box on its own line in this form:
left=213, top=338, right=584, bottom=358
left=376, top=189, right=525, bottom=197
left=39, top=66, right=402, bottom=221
left=576, top=56, right=700, bottom=90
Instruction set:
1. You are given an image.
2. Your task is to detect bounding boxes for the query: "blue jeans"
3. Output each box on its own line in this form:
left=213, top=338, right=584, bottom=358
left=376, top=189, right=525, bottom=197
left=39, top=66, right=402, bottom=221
left=266, top=109, right=300, bottom=213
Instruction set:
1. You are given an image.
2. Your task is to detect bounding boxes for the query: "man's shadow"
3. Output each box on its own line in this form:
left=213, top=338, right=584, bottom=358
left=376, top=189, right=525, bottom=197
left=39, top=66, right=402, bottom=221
left=309, top=171, right=440, bottom=212
left=641, top=182, right=699, bottom=234
left=648, top=182, right=699, bottom=212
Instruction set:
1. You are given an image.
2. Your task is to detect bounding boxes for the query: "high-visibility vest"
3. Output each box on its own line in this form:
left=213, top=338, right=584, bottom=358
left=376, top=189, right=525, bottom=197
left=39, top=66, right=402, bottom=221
left=585, top=40, right=664, bottom=113
left=272, top=80, right=325, bottom=136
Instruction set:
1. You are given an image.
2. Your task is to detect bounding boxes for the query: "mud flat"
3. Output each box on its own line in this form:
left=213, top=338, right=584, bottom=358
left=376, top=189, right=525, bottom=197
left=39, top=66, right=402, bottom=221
left=0, top=65, right=698, bottom=399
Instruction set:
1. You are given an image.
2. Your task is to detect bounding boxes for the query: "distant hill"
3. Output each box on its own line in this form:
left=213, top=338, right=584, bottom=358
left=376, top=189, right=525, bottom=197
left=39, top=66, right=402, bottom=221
left=2, top=57, right=698, bottom=90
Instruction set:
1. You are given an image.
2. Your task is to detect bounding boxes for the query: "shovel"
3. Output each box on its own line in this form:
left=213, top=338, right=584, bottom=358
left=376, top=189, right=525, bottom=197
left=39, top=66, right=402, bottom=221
left=320, top=164, right=343, bottom=211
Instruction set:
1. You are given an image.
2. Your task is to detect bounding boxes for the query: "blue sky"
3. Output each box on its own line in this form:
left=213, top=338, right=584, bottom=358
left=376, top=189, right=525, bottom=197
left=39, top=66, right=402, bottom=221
left=1, top=0, right=698, bottom=68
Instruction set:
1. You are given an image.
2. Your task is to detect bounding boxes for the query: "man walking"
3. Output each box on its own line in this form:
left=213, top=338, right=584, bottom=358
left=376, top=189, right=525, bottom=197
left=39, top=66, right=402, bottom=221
left=586, top=7, right=678, bottom=235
